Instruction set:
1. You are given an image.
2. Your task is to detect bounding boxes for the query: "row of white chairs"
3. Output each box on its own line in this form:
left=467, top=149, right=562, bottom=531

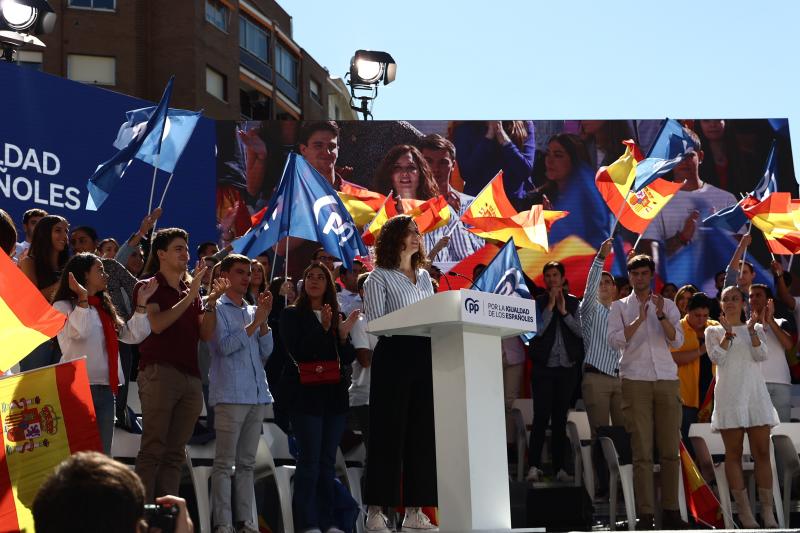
left=112, top=381, right=367, bottom=533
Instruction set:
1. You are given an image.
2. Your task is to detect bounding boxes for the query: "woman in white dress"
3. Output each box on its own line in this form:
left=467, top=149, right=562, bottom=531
left=706, top=286, right=779, bottom=528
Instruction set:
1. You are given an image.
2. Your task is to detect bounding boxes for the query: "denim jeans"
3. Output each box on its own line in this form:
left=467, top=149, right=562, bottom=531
left=766, top=382, right=792, bottom=422
left=290, top=411, right=347, bottom=531
left=91, top=385, right=115, bottom=455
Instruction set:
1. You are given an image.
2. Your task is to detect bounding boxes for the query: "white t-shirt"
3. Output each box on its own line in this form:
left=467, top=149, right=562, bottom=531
left=348, top=316, right=376, bottom=407
left=337, top=289, right=363, bottom=317
left=760, top=318, right=792, bottom=385
left=642, top=183, right=740, bottom=243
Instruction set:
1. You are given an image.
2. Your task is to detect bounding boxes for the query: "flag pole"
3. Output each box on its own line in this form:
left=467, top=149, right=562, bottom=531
left=157, top=173, right=174, bottom=209
left=284, top=238, right=289, bottom=307
left=148, top=154, right=160, bottom=214
left=608, top=190, right=633, bottom=237
left=789, top=255, right=795, bottom=271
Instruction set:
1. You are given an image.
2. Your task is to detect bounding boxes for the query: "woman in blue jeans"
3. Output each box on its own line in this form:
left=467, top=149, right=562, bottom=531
left=52, top=253, right=157, bottom=454
left=280, top=262, right=359, bottom=533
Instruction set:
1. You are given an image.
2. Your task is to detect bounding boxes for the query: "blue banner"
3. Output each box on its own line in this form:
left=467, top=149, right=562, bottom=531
left=0, top=62, right=216, bottom=247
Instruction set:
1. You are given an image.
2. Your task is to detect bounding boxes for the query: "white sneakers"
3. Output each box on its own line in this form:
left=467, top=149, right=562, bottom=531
left=365, top=508, right=392, bottom=533
left=365, top=507, right=438, bottom=532
left=526, top=466, right=543, bottom=482
left=401, top=508, right=438, bottom=531
left=555, top=469, right=574, bottom=483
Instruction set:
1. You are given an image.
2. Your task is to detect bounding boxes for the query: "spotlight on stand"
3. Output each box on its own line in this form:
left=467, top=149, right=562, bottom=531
left=0, top=0, right=56, bottom=62
left=346, top=49, right=396, bottom=120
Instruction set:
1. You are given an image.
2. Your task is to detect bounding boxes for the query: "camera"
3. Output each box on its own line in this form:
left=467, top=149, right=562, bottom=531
left=144, top=504, right=178, bottom=533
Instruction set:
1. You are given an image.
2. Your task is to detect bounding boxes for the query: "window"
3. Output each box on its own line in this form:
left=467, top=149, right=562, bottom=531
left=240, top=89, right=272, bottom=120
left=205, top=0, right=229, bottom=32
left=239, top=16, right=269, bottom=63
left=309, top=79, right=321, bottom=104
left=67, top=55, right=115, bottom=85
left=16, top=51, right=43, bottom=71
left=68, top=0, right=115, bottom=9
left=275, top=43, right=298, bottom=87
left=206, top=66, right=227, bottom=101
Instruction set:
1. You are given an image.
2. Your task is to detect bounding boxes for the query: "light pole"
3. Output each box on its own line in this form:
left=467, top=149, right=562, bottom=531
left=345, top=49, right=396, bottom=120
left=0, top=0, right=56, bottom=63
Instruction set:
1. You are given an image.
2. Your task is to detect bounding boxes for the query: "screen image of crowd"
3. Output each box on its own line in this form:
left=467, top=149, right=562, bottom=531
left=2, top=118, right=799, bottom=532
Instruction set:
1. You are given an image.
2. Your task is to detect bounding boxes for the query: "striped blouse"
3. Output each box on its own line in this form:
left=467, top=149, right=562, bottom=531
left=363, top=267, right=435, bottom=322
left=579, top=256, right=620, bottom=376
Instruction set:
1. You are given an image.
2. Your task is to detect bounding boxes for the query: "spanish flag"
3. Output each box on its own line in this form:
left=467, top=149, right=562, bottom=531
left=337, top=181, right=387, bottom=228
left=680, top=441, right=725, bottom=528
left=405, top=195, right=450, bottom=234
left=742, top=192, right=800, bottom=254
left=462, top=170, right=517, bottom=220
left=361, top=195, right=400, bottom=246
left=0, top=359, right=102, bottom=531
left=467, top=204, right=550, bottom=251
left=0, top=249, right=66, bottom=372
left=595, top=140, right=683, bottom=234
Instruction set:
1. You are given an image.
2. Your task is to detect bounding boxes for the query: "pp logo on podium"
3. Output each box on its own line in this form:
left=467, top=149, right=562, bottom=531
left=464, top=298, right=480, bottom=314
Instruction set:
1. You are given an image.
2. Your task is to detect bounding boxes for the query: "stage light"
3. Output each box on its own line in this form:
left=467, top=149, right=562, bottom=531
left=346, top=50, right=397, bottom=120
left=0, top=0, right=56, bottom=62
left=1, top=1, right=36, bottom=31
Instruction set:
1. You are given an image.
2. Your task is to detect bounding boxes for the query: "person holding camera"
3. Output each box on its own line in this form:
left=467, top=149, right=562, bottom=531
left=33, top=451, right=193, bottom=533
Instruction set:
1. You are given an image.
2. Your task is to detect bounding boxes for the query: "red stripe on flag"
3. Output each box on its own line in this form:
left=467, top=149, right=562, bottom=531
left=0, top=418, right=19, bottom=533
left=0, top=250, right=66, bottom=338
left=55, top=361, right=102, bottom=454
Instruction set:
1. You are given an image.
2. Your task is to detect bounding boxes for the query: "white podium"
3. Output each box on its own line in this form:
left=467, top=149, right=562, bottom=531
left=368, top=289, right=538, bottom=532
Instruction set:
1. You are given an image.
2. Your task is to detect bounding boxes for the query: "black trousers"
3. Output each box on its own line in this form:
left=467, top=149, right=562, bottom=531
left=364, top=335, right=437, bottom=507
left=529, top=365, right=579, bottom=472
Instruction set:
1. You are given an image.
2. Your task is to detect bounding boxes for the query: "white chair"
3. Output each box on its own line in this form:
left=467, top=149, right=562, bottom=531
left=255, top=430, right=296, bottom=533
left=791, top=406, right=800, bottom=422
left=127, top=380, right=142, bottom=415
left=600, top=436, right=636, bottom=531
left=184, top=441, right=216, bottom=533
left=689, top=422, right=783, bottom=528
left=336, top=447, right=364, bottom=533
left=110, top=426, right=141, bottom=467
left=262, top=422, right=297, bottom=532
left=567, top=410, right=595, bottom=498
left=770, top=423, right=800, bottom=525
left=600, top=432, right=687, bottom=530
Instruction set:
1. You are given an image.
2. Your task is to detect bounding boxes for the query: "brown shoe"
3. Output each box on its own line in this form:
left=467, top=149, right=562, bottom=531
left=635, top=514, right=655, bottom=530
left=662, top=509, right=689, bottom=530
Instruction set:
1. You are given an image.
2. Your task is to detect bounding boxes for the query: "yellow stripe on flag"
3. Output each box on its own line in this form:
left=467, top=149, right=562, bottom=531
left=1, top=367, right=69, bottom=531
left=337, top=192, right=380, bottom=227
left=0, top=298, right=51, bottom=372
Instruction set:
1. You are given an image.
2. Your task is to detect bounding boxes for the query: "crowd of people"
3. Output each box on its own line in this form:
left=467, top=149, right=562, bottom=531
left=0, top=118, right=796, bottom=533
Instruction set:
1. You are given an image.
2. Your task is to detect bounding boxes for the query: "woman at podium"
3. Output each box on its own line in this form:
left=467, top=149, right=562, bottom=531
left=362, top=215, right=438, bottom=532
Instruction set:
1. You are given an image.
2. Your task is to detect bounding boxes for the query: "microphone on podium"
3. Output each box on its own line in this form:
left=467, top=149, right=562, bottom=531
left=447, top=271, right=475, bottom=289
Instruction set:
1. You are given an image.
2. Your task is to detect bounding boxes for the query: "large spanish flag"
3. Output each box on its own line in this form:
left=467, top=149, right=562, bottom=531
left=462, top=170, right=516, bottom=220
left=595, top=140, right=683, bottom=234
left=0, top=249, right=67, bottom=372
left=337, top=181, right=387, bottom=228
left=742, top=192, right=800, bottom=254
left=0, top=359, right=102, bottom=531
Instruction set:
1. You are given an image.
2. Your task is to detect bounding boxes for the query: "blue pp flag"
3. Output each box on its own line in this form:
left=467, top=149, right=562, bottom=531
left=86, top=77, right=174, bottom=210
left=232, top=153, right=368, bottom=268
left=114, top=108, right=201, bottom=174
left=633, top=118, right=697, bottom=191
left=751, top=140, right=777, bottom=201
left=704, top=140, right=778, bottom=233
left=702, top=201, right=748, bottom=234
left=472, top=238, right=535, bottom=342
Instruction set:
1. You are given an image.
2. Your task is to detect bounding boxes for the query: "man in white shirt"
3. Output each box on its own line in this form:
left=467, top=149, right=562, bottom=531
left=749, top=283, right=794, bottom=422
left=607, top=254, right=685, bottom=530
left=338, top=259, right=365, bottom=316
left=638, top=129, right=739, bottom=259
left=14, top=208, right=47, bottom=260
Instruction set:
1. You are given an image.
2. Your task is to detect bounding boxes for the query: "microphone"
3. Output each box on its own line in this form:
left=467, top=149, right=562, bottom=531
left=447, top=271, right=475, bottom=289
left=441, top=273, right=453, bottom=291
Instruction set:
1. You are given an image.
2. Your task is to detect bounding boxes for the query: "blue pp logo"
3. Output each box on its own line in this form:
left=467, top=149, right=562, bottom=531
left=464, top=298, right=480, bottom=314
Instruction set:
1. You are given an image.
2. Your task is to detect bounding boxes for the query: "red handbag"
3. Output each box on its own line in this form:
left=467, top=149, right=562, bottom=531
left=289, top=339, right=342, bottom=386
left=296, top=359, right=340, bottom=385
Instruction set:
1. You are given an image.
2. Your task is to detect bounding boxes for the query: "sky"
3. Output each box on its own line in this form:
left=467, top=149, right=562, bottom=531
left=279, top=0, right=800, bottom=176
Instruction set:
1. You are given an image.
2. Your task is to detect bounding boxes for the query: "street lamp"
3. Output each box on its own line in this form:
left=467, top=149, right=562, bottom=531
left=346, top=49, right=396, bottom=120
left=0, top=0, right=56, bottom=62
